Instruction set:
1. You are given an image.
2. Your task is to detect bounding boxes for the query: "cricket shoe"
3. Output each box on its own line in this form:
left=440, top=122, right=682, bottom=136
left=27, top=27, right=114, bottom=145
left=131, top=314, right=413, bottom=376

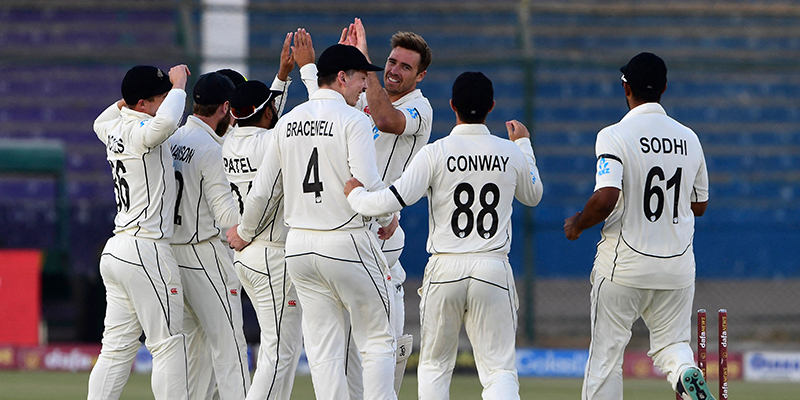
left=677, top=367, right=716, bottom=400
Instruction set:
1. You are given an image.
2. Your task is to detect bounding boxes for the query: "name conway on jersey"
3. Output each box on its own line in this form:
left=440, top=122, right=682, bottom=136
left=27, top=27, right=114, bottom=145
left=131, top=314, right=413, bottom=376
left=348, top=124, right=543, bottom=255
left=94, top=89, right=186, bottom=238
left=593, top=103, right=709, bottom=289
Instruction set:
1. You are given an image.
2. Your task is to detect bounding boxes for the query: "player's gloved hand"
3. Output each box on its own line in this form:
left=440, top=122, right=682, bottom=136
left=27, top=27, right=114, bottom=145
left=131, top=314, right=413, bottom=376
left=377, top=213, right=399, bottom=240
left=169, top=64, right=191, bottom=91
left=226, top=225, right=251, bottom=251
left=277, top=32, right=295, bottom=81
left=506, top=119, right=530, bottom=142
left=293, top=28, right=315, bottom=68
left=344, top=177, right=364, bottom=196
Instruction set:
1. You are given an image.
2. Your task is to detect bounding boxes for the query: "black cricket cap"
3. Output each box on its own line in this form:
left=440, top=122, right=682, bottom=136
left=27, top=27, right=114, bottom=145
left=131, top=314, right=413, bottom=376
left=230, top=80, right=283, bottom=120
left=451, top=71, right=494, bottom=118
left=193, top=72, right=235, bottom=105
left=620, top=52, right=667, bottom=94
left=121, top=65, right=172, bottom=106
left=316, top=44, right=383, bottom=77
left=216, top=68, right=247, bottom=87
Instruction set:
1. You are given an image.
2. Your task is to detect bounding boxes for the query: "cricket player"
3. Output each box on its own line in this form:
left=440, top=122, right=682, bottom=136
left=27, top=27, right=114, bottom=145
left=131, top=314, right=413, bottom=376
left=89, top=64, right=190, bottom=400
left=169, top=71, right=249, bottom=400
left=563, top=52, right=711, bottom=400
left=221, top=30, right=302, bottom=400
left=345, top=71, right=544, bottom=400
left=301, top=19, right=432, bottom=394
left=227, top=43, right=398, bottom=400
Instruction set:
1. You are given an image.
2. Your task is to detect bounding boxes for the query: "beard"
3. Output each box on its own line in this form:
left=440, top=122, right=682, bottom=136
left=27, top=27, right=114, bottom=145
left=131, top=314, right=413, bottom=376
left=267, top=105, right=279, bottom=129
left=215, top=112, right=232, bottom=136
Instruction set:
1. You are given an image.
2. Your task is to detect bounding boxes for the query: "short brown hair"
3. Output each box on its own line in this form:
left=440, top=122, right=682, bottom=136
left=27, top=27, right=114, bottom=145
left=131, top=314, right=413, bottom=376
left=193, top=103, right=222, bottom=117
left=390, top=32, right=432, bottom=73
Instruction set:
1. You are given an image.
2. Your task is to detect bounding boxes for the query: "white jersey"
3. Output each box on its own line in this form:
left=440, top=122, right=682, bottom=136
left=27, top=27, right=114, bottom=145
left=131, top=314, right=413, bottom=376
left=593, top=102, right=709, bottom=289
left=94, top=89, right=186, bottom=239
left=168, top=116, right=238, bottom=244
left=222, top=125, right=288, bottom=244
left=300, top=64, right=432, bottom=186
left=355, top=90, right=432, bottom=184
left=348, top=123, right=543, bottom=255
left=237, top=88, right=386, bottom=240
left=221, top=75, right=291, bottom=244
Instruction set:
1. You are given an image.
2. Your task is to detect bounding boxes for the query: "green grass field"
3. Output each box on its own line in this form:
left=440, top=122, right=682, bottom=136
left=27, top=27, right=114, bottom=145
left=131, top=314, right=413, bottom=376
left=1, top=371, right=799, bottom=399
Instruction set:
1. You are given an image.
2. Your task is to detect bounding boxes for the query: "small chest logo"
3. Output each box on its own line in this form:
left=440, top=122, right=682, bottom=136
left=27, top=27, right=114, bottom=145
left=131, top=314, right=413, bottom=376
left=363, top=105, right=371, bottom=115
left=170, top=288, right=178, bottom=295
left=288, top=300, right=297, bottom=307
left=230, top=289, right=238, bottom=296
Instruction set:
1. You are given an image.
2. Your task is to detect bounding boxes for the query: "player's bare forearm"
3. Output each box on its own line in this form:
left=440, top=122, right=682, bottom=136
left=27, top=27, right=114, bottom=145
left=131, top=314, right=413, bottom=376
left=692, top=201, right=707, bottom=217
left=366, top=73, right=406, bottom=134
left=564, top=187, right=620, bottom=240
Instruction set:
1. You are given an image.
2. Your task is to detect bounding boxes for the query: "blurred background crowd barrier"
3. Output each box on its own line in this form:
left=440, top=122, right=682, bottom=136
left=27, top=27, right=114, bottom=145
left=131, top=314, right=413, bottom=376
left=1, top=0, right=799, bottom=353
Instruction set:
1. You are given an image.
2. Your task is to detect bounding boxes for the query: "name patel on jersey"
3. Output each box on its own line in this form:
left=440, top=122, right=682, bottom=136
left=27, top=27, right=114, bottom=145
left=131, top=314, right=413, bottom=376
left=223, top=157, right=258, bottom=174
left=447, top=154, right=510, bottom=173
left=286, top=120, right=334, bottom=138
left=171, top=145, right=195, bottom=164
left=640, top=137, right=688, bottom=156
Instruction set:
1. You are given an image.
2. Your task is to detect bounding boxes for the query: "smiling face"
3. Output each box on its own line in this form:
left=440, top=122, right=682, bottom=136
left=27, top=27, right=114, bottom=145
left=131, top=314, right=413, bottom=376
left=383, top=47, right=426, bottom=101
left=342, top=70, right=368, bottom=106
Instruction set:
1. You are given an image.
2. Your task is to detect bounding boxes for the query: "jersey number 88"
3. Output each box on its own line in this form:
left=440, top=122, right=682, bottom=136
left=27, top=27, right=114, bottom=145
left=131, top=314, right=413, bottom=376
left=451, top=182, right=499, bottom=239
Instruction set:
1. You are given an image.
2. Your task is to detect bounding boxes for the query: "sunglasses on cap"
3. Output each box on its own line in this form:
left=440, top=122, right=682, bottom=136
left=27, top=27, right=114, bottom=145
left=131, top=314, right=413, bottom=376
left=231, top=98, right=272, bottom=120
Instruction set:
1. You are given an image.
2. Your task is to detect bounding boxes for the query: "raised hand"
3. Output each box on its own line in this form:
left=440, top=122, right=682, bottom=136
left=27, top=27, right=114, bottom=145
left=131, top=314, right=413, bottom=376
left=505, top=119, right=530, bottom=142
left=169, top=64, right=191, bottom=90
left=277, top=32, right=295, bottom=81
left=292, top=28, right=316, bottom=68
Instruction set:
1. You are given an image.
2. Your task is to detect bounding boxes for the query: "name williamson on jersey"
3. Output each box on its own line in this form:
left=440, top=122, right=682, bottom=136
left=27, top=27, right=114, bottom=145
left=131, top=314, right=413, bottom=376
left=171, top=145, right=195, bottom=164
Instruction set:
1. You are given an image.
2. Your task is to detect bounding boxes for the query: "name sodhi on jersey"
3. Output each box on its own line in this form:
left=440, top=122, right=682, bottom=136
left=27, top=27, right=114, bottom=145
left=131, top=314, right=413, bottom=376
left=639, top=137, right=688, bottom=156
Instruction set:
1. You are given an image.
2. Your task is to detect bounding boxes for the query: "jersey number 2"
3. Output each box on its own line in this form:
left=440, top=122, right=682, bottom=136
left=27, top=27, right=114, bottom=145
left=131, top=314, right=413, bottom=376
left=303, top=147, right=323, bottom=203
left=451, top=182, right=499, bottom=239
left=643, top=166, right=682, bottom=224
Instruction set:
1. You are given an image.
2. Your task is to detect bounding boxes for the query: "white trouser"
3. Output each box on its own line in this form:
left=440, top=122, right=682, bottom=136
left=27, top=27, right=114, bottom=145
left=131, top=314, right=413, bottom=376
left=234, top=240, right=303, bottom=400
left=418, top=254, right=520, bottom=400
left=583, top=271, right=696, bottom=400
left=173, top=239, right=250, bottom=400
left=285, top=228, right=397, bottom=400
left=88, top=235, right=188, bottom=400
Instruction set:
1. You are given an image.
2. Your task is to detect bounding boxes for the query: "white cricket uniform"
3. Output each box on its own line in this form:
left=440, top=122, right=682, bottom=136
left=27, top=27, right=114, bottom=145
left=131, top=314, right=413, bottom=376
left=89, top=89, right=189, bottom=400
left=237, top=88, right=397, bottom=400
left=347, top=123, right=543, bottom=400
left=583, top=103, right=709, bottom=400
left=170, top=115, right=250, bottom=400
left=221, top=75, right=302, bottom=400
left=355, top=88, right=432, bottom=331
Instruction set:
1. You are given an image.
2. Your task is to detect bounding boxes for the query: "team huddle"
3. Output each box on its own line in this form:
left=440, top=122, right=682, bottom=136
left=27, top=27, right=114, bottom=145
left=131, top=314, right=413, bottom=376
left=89, top=17, right=711, bottom=400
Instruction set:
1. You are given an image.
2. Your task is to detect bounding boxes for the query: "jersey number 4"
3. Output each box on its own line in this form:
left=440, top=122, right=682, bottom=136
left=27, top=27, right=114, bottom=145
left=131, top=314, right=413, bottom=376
left=451, top=182, right=499, bottom=239
left=644, top=166, right=682, bottom=224
left=303, top=147, right=323, bottom=203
